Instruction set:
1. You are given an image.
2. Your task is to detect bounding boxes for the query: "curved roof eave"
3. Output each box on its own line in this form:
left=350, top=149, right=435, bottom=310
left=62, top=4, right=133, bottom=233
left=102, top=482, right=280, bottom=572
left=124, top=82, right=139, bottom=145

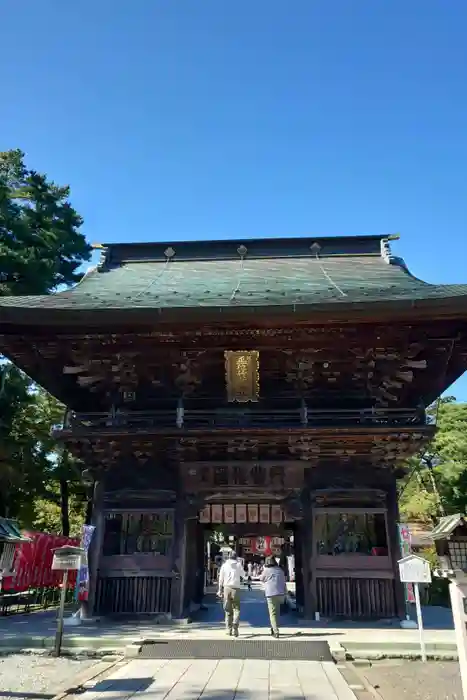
left=1, top=293, right=467, bottom=329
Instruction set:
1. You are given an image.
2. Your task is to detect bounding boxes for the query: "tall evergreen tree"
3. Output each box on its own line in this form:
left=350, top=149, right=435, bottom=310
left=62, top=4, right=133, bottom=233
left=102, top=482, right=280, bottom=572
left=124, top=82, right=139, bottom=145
left=0, top=149, right=91, bottom=295
left=0, top=150, right=90, bottom=530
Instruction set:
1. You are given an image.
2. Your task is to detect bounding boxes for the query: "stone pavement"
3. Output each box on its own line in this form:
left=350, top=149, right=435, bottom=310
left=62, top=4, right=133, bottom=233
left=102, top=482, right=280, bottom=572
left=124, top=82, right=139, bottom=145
left=0, top=586, right=457, bottom=659
left=77, top=657, right=357, bottom=699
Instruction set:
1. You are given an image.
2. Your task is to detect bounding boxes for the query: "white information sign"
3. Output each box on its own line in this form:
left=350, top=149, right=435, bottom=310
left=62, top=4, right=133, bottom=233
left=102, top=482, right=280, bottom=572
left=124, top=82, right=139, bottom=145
left=398, top=555, right=432, bottom=584
left=397, top=555, right=431, bottom=662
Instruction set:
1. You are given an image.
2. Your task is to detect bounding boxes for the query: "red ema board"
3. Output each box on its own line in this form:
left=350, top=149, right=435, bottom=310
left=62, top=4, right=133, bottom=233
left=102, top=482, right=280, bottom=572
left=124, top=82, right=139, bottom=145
left=2, top=531, right=80, bottom=592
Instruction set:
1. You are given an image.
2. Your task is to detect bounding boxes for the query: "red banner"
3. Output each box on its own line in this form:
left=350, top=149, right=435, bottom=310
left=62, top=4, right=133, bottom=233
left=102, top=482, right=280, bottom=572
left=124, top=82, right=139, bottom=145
left=2, top=532, right=79, bottom=592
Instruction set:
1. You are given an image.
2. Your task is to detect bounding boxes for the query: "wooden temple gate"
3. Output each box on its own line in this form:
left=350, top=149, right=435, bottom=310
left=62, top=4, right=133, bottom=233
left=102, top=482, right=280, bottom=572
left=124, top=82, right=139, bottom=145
left=1, top=234, right=467, bottom=620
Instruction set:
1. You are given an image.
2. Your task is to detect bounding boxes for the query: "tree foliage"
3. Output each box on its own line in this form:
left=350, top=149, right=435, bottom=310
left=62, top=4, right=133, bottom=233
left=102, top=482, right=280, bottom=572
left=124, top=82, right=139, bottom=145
left=399, top=400, right=467, bottom=523
left=0, top=149, right=91, bottom=296
left=0, top=366, right=87, bottom=534
left=0, top=150, right=91, bottom=533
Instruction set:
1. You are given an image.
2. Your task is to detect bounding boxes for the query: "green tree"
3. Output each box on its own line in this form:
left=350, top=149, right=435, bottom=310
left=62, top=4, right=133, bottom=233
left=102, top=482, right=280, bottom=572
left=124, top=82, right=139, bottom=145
left=0, top=367, right=86, bottom=534
left=0, top=364, right=38, bottom=517
left=430, top=402, right=467, bottom=514
left=27, top=492, right=86, bottom=537
left=0, top=149, right=90, bottom=530
left=399, top=400, right=467, bottom=522
left=0, top=148, right=91, bottom=295
left=21, top=390, right=86, bottom=536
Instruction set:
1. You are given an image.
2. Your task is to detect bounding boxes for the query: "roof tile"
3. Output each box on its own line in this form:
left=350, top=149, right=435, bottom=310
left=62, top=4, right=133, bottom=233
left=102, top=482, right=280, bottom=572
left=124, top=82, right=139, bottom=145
left=1, top=238, right=467, bottom=314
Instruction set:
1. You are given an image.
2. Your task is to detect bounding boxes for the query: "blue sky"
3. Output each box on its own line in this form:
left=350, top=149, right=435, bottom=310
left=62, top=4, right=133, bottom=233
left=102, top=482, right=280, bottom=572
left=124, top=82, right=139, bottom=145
left=2, top=1, right=467, bottom=398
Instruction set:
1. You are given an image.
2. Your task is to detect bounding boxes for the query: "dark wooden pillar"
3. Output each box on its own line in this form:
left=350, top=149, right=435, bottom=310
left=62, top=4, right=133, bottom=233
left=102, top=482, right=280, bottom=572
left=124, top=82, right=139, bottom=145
left=293, top=521, right=304, bottom=611
left=300, top=489, right=314, bottom=619
left=171, top=502, right=188, bottom=618
left=386, top=479, right=406, bottom=618
left=170, top=494, right=202, bottom=618
left=194, top=522, right=205, bottom=604
left=84, top=478, right=104, bottom=619
left=183, top=519, right=199, bottom=611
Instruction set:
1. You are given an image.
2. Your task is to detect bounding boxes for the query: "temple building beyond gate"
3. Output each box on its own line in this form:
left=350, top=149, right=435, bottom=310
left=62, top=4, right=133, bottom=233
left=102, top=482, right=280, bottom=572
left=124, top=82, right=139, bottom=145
left=1, top=234, right=467, bottom=620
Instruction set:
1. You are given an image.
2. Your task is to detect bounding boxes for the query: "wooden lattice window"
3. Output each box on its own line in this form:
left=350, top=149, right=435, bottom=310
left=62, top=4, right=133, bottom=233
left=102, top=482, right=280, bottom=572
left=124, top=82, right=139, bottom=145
left=103, top=511, right=174, bottom=557
left=250, top=465, right=266, bottom=486
left=448, top=541, right=467, bottom=569
left=233, top=466, right=247, bottom=485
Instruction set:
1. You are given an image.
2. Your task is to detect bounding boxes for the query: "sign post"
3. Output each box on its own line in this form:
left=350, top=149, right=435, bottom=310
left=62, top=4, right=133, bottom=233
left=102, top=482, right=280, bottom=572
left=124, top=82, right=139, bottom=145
left=448, top=577, right=467, bottom=700
left=55, top=569, right=69, bottom=658
left=413, top=578, right=426, bottom=663
left=51, top=546, right=85, bottom=657
left=398, top=554, right=432, bottom=662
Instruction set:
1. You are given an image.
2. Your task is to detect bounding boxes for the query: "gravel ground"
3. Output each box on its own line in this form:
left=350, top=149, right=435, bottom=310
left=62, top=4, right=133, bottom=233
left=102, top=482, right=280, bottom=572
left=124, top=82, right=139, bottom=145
left=0, top=654, right=95, bottom=700
left=362, top=661, right=462, bottom=700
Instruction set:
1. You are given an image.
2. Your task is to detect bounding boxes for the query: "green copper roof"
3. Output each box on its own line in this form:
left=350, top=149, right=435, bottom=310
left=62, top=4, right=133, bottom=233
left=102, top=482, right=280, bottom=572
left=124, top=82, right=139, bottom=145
left=0, top=518, right=28, bottom=542
left=1, top=235, right=467, bottom=321
left=431, top=514, right=466, bottom=540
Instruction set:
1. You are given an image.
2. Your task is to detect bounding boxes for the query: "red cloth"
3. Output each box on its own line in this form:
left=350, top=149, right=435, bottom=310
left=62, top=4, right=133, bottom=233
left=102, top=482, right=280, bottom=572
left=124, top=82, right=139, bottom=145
left=2, top=532, right=79, bottom=591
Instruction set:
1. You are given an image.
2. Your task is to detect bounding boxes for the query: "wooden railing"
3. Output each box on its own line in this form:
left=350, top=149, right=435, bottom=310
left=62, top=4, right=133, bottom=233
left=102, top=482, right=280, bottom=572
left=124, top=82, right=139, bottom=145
left=60, top=405, right=429, bottom=433
left=316, top=576, right=396, bottom=619
left=95, top=574, right=172, bottom=616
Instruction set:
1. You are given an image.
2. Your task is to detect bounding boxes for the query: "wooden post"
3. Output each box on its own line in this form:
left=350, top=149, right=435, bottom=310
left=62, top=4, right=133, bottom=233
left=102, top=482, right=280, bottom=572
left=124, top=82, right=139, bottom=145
left=171, top=500, right=188, bottom=618
left=386, top=480, right=406, bottom=618
left=449, top=579, right=467, bottom=700
left=183, top=519, right=196, bottom=608
left=301, top=490, right=313, bottom=619
left=54, top=570, right=68, bottom=657
left=293, top=522, right=304, bottom=612
left=414, top=582, right=427, bottom=662
left=195, top=521, right=205, bottom=604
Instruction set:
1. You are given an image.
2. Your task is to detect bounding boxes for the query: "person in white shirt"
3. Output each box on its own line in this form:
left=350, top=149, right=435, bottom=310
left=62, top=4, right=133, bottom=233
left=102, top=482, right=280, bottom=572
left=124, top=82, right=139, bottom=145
left=217, top=551, right=244, bottom=636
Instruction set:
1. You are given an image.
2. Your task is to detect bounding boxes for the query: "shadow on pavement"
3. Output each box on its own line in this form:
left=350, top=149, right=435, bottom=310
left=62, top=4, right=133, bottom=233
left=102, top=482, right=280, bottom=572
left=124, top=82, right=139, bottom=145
left=0, top=694, right=54, bottom=700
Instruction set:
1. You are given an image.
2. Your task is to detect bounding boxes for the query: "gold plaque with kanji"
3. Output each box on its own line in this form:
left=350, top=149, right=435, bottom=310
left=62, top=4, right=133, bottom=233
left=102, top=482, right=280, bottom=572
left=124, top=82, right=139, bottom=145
left=225, top=350, right=259, bottom=403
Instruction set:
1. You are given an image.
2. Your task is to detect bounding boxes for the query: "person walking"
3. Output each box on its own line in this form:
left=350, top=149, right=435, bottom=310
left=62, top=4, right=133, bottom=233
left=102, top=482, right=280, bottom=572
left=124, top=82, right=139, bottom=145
left=217, top=551, right=244, bottom=637
left=260, top=556, right=287, bottom=638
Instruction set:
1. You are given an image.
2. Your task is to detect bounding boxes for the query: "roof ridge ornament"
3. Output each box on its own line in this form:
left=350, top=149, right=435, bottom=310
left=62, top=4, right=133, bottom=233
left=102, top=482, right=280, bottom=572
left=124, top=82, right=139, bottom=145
left=310, top=242, right=321, bottom=255
left=381, top=237, right=408, bottom=270
left=96, top=246, right=109, bottom=271
left=133, top=246, right=175, bottom=300
left=230, top=245, right=247, bottom=301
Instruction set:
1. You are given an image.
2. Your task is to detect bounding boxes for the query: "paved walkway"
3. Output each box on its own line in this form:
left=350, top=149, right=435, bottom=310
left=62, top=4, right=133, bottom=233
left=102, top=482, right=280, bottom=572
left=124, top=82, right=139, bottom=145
left=79, top=658, right=357, bottom=699
left=194, top=586, right=296, bottom=628
left=0, top=584, right=456, bottom=660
